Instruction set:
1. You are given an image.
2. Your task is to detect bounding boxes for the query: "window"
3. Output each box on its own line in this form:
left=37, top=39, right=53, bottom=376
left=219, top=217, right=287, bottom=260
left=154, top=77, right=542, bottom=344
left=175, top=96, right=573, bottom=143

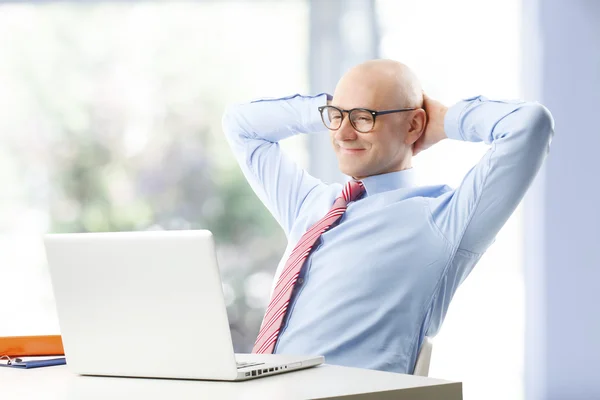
left=377, top=1, right=524, bottom=399
left=0, top=1, right=309, bottom=353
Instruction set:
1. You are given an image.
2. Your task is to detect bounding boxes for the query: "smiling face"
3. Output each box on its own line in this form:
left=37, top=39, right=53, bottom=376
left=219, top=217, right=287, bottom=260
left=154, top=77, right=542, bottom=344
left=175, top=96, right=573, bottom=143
left=330, top=60, right=426, bottom=179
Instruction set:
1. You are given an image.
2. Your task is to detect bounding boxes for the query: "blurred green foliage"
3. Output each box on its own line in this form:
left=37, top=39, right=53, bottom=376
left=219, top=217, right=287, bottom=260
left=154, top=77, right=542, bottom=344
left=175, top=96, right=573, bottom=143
left=0, top=2, right=308, bottom=351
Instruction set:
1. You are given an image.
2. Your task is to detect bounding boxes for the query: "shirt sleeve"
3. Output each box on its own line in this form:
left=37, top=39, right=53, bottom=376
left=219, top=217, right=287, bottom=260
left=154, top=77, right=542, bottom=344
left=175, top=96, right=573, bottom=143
left=430, top=96, right=554, bottom=262
left=221, top=94, right=329, bottom=236
left=424, top=96, right=554, bottom=337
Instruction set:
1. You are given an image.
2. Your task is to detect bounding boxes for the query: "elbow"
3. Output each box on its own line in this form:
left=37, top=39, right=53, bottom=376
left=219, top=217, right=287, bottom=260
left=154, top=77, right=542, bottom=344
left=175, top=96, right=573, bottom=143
left=522, top=102, right=555, bottom=143
left=222, top=103, right=249, bottom=144
left=221, top=103, right=239, bottom=137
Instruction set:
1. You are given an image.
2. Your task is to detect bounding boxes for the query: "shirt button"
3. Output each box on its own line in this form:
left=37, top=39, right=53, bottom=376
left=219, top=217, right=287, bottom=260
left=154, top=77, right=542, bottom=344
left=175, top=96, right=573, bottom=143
left=297, top=278, right=304, bottom=285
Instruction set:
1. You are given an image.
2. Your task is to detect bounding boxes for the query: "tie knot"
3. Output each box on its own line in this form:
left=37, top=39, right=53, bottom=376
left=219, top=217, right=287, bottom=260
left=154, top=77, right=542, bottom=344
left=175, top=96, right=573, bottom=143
left=341, top=180, right=365, bottom=203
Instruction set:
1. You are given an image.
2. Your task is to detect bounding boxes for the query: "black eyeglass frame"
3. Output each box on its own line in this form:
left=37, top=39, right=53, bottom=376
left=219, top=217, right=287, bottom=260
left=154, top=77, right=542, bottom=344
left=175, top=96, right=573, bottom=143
left=318, top=105, right=417, bottom=133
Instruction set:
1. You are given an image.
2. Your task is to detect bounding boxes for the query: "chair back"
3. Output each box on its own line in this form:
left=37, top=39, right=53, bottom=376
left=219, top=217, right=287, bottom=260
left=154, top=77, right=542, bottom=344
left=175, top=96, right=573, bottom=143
left=413, top=336, right=433, bottom=377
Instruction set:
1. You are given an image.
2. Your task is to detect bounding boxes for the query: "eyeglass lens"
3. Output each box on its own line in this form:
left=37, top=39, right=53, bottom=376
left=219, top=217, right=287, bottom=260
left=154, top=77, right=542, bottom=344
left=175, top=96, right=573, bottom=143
left=322, top=106, right=374, bottom=133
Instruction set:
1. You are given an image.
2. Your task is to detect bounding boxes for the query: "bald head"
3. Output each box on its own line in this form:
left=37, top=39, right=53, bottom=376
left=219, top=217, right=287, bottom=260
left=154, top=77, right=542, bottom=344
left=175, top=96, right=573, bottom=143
left=334, top=59, right=423, bottom=110
left=329, top=59, right=427, bottom=179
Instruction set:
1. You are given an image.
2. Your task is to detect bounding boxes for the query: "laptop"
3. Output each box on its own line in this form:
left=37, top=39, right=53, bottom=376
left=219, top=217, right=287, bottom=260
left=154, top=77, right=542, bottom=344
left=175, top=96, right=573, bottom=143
left=43, top=230, right=324, bottom=381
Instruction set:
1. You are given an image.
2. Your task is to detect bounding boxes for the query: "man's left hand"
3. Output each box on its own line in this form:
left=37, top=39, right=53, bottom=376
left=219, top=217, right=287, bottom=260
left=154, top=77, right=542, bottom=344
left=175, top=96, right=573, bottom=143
left=413, top=93, right=448, bottom=156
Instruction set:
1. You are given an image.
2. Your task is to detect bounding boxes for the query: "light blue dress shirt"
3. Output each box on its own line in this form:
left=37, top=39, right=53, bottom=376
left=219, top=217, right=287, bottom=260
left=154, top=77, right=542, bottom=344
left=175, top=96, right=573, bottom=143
left=222, top=93, right=554, bottom=374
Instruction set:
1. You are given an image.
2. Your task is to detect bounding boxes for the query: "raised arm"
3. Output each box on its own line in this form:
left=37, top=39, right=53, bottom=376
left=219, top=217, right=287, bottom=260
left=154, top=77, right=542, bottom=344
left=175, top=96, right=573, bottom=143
left=428, top=95, right=554, bottom=255
left=221, top=94, right=329, bottom=236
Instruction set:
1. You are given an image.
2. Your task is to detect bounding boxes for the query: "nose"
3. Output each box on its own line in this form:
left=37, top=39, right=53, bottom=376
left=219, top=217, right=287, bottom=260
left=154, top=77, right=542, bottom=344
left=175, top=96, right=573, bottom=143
left=333, top=117, right=359, bottom=142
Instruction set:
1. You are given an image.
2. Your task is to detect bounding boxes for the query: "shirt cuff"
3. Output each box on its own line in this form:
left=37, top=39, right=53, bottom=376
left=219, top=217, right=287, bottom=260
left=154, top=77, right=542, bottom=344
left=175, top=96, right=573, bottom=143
left=444, top=95, right=482, bottom=141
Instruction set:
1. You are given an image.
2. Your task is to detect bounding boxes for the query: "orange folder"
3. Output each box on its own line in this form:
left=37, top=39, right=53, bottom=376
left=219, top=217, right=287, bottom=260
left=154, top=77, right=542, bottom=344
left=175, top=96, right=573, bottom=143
left=0, top=335, right=64, bottom=357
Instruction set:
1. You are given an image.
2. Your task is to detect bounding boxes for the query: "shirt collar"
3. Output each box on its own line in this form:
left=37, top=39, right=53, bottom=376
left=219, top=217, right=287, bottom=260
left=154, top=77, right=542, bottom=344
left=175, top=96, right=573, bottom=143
left=354, top=168, right=417, bottom=196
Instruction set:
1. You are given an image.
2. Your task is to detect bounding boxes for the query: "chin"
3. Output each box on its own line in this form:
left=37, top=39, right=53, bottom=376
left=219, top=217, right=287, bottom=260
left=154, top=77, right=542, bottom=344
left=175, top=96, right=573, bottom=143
left=339, top=164, right=367, bottom=179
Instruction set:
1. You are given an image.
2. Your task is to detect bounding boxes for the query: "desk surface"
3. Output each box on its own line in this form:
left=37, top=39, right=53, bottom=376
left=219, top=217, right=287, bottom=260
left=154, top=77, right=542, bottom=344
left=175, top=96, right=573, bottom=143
left=3, top=364, right=462, bottom=400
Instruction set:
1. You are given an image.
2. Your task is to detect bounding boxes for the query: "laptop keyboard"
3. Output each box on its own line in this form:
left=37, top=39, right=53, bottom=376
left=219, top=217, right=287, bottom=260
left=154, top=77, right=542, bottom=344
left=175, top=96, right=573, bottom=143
left=236, top=361, right=264, bottom=369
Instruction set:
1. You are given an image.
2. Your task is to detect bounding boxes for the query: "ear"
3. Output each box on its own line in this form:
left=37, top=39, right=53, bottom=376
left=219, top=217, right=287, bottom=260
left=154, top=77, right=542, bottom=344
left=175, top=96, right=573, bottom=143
left=404, top=109, right=427, bottom=146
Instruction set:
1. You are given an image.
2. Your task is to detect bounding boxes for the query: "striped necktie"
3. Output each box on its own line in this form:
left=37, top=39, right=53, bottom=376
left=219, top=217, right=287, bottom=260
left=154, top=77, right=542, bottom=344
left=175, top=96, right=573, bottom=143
left=252, top=180, right=365, bottom=354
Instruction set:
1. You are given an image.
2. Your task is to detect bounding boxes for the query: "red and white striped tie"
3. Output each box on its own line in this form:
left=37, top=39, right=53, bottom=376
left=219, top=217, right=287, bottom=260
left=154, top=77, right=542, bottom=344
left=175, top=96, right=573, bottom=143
left=252, top=180, right=365, bottom=354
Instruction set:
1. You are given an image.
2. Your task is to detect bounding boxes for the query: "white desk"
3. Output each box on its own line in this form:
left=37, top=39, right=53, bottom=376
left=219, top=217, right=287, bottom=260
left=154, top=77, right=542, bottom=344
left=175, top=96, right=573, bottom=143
left=3, top=364, right=462, bottom=399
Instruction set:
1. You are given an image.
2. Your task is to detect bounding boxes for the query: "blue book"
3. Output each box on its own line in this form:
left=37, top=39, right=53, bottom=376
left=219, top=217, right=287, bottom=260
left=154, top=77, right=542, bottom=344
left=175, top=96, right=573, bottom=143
left=0, top=356, right=66, bottom=369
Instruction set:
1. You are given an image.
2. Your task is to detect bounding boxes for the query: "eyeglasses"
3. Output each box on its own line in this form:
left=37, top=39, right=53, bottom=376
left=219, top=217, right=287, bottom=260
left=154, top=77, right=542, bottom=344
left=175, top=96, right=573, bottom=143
left=318, top=105, right=417, bottom=133
left=0, top=355, right=23, bottom=365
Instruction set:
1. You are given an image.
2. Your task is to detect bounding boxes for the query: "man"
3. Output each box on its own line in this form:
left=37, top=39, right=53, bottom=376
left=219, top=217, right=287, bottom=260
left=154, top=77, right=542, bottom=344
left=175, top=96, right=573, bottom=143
left=222, top=59, right=554, bottom=374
